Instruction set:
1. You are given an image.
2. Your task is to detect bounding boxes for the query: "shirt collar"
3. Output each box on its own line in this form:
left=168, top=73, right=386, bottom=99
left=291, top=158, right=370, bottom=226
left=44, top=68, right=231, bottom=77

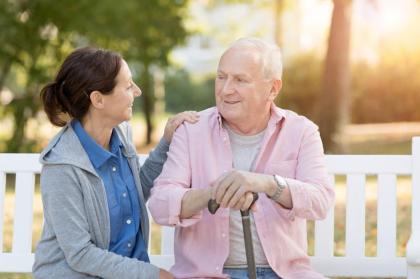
left=71, top=120, right=122, bottom=169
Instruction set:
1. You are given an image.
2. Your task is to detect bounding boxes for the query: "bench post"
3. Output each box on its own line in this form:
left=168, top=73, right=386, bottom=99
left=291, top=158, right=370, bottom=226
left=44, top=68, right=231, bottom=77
left=407, top=137, right=420, bottom=278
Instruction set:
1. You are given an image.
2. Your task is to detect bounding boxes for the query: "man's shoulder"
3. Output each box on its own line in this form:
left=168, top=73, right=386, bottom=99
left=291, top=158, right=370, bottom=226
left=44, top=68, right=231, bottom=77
left=280, top=108, right=319, bottom=131
left=182, top=107, right=219, bottom=132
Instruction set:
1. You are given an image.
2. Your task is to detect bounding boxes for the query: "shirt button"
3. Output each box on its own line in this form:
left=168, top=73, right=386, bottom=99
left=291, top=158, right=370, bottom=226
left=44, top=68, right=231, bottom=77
left=222, top=233, right=226, bottom=238
left=126, top=219, right=132, bottom=225
left=122, top=192, right=127, bottom=198
left=215, top=266, right=219, bottom=271
left=127, top=243, right=132, bottom=248
left=112, top=166, right=117, bottom=172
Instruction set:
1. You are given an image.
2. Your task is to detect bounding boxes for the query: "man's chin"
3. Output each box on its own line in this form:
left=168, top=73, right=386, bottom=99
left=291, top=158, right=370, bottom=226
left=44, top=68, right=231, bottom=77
left=219, top=112, right=241, bottom=123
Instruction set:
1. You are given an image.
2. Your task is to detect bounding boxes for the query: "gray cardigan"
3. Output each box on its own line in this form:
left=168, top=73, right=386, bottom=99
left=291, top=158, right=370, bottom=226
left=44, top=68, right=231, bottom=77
left=33, top=122, right=168, bottom=278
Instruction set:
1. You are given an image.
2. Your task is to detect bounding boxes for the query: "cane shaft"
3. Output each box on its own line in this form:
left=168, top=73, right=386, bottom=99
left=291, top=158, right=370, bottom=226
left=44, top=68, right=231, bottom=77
left=241, top=211, right=257, bottom=279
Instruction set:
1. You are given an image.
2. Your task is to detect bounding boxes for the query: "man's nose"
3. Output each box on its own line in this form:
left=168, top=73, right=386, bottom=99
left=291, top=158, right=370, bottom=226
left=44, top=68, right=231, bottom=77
left=221, top=78, right=235, bottom=95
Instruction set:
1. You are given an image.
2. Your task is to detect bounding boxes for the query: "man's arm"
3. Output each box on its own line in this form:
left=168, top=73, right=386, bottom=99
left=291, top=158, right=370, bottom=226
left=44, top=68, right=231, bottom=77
left=179, top=188, right=212, bottom=218
left=148, top=124, right=204, bottom=226
left=283, top=123, right=335, bottom=220
left=213, top=122, right=333, bottom=220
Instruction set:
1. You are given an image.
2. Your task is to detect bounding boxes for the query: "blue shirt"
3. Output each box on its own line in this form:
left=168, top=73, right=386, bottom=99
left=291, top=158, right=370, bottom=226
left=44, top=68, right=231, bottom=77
left=72, top=120, right=149, bottom=262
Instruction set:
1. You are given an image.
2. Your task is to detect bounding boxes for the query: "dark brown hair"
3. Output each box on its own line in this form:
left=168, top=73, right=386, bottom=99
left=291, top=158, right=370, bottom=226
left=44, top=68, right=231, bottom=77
left=40, top=46, right=122, bottom=126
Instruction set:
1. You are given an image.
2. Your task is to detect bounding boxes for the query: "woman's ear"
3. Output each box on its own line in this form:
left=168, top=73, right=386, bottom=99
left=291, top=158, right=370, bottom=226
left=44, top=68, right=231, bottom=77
left=89, top=91, right=105, bottom=109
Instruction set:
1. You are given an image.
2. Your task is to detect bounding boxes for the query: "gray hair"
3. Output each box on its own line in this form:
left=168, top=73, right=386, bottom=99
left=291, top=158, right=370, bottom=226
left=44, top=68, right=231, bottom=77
left=228, top=37, right=283, bottom=80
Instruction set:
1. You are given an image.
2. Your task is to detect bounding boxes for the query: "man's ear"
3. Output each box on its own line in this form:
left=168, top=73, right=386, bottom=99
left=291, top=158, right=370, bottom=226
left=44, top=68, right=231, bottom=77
left=268, top=79, right=282, bottom=101
left=89, top=91, right=105, bottom=109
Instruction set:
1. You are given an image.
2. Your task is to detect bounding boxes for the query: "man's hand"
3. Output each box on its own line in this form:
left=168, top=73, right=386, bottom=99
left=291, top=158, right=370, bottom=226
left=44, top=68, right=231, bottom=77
left=159, top=269, right=174, bottom=279
left=213, top=170, right=273, bottom=210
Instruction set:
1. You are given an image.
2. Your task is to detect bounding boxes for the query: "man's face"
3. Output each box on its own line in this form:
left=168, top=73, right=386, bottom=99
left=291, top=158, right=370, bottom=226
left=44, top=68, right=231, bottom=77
left=215, top=47, right=276, bottom=128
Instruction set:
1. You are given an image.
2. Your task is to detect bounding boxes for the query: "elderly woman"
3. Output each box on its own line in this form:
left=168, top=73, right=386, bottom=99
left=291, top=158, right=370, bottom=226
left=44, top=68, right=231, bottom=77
left=33, top=47, right=198, bottom=279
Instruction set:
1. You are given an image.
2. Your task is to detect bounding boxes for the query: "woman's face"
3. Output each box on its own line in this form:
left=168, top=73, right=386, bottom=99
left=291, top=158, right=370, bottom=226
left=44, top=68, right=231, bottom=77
left=102, top=60, right=141, bottom=125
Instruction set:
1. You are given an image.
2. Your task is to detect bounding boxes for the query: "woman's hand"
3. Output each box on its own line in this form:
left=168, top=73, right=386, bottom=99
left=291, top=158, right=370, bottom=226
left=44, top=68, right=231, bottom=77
left=163, top=111, right=199, bottom=143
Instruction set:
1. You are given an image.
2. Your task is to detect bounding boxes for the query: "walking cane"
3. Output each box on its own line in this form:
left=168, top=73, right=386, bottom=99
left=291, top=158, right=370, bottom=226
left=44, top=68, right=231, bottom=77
left=208, top=192, right=259, bottom=279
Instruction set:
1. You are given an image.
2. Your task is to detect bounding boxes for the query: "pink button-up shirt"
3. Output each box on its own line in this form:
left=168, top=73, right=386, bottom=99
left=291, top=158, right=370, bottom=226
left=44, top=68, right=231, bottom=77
left=148, top=105, right=334, bottom=279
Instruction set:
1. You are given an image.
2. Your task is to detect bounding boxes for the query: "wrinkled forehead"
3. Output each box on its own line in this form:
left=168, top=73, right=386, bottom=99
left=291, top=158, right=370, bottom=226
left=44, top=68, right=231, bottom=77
left=218, top=45, right=263, bottom=72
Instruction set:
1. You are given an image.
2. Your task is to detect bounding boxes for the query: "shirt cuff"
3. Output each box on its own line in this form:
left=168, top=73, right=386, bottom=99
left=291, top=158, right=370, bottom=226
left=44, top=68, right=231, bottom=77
left=166, top=187, right=203, bottom=227
left=284, top=177, right=310, bottom=221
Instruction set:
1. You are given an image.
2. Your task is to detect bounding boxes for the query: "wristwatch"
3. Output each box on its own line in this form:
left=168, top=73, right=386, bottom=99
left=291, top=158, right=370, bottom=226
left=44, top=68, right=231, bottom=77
left=270, top=174, right=287, bottom=202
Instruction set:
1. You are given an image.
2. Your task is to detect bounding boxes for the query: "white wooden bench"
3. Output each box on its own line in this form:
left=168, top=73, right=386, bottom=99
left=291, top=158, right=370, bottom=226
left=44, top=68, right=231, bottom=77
left=1, top=138, right=420, bottom=278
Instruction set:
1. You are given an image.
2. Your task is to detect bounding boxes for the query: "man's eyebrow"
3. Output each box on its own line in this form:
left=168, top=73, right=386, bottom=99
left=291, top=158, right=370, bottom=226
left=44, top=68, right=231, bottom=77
left=217, top=71, right=250, bottom=78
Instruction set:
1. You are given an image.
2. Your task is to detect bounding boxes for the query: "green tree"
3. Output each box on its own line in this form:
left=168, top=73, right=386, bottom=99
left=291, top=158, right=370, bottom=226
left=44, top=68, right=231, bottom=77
left=0, top=0, right=188, bottom=151
left=164, top=69, right=215, bottom=112
left=78, top=0, right=189, bottom=143
left=0, top=0, right=76, bottom=151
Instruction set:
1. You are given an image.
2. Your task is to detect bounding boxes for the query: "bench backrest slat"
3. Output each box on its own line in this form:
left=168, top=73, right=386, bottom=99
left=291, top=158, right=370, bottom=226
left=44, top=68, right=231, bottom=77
left=326, top=155, right=411, bottom=174
left=0, top=171, right=5, bottom=253
left=0, top=154, right=41, bottom=173
left=412, top=138, right=420, bottom=232
left=377, top=174, right=397, bottom=258
left=12, top=172, right=35, bottom=254
left=161, top=226, right=175, bottom=255
left=345, top=174, right=366, bottom=258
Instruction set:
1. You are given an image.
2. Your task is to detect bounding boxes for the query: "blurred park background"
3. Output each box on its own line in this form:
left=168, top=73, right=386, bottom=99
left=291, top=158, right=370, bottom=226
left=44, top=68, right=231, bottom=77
left=1, top=0, right=420, bottom=278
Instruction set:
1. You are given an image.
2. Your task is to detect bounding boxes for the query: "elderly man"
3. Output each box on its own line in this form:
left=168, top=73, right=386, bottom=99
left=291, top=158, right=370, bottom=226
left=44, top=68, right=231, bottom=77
left=148, top=38, right=334, bottom=279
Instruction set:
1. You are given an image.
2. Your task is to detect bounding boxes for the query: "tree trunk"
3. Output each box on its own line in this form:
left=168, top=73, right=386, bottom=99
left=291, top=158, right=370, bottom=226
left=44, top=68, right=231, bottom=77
left=6, top=94, right=38, bottom=152
left=0, top=58, right=13, bottom=96
left=141, top=63, right=154, bottom=144
left=319, top=0, right=352, bottom=152
left=153, top=67, right=165, bottom=116
left=6, top=54, right=40, bottom=152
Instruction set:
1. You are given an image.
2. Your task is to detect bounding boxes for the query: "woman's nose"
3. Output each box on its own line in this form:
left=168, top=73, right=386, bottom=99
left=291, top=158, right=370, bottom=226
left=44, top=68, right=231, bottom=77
left=133, top=83, right=142, bottom=97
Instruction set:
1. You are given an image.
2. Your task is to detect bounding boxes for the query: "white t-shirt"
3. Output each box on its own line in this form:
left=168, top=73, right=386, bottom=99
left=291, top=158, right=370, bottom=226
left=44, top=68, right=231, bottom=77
left=223, top=123, right=270, bottom=268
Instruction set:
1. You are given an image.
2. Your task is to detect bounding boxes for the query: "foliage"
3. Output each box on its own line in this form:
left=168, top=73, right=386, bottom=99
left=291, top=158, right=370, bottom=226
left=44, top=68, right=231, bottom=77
left=164, top=69, right=215, bottom=113
left=0, top=0, right=75, bottom=152
left=0, top=0, right=188, bottom=151
left=277, top=52, right=323, bottom=122
left=278, top=47, right=420, bottom=130
left=352, top=46, right=420, bottom=123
